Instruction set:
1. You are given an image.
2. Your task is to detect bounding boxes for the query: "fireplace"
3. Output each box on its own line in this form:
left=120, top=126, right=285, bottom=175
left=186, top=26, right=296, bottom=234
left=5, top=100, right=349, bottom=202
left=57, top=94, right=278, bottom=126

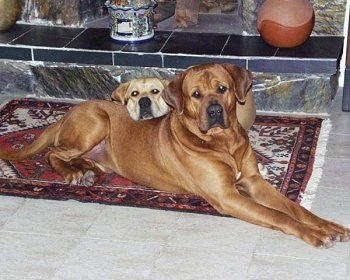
left=19, top=0, right=346, bottom=36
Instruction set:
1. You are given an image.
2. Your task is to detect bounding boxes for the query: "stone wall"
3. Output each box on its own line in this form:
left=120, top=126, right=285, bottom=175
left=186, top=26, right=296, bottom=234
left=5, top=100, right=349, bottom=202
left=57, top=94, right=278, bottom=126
left=240, top=0, right=347, bottom=35
left=20, top=0, right=107, bottom=26
left=0, top=60, right=338, bottom=114
left=18, top=0, right=347, bottom=36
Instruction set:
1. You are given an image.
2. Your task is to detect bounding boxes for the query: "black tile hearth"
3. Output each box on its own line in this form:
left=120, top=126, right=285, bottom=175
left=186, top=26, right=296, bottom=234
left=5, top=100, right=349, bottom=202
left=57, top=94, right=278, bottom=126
left=11, top=25, right=84, bottom=48
left=222, top=35, right=277, bottom=57
left=0, top=23, right=344, bottom=74
left=67, top=28, right=125, bottom=51
left=163, top=55, right=246, bottom=69
left=0, top=24, right=33, bottom=44
left=122, top=31, right=172, bottom=53
left=161, top=32, right=229, bottom=55
left=275, top=36, right=344, bottom=59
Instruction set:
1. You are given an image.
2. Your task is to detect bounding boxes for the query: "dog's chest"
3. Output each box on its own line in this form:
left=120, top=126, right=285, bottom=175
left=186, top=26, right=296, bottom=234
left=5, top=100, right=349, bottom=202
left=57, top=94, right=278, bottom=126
left=207, top=134, right=248, bottom=171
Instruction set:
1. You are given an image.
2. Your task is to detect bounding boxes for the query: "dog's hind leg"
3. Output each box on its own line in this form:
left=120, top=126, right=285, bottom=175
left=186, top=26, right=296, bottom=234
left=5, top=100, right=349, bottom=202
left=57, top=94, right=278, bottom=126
left=46, top=145, right=110, bottom=186
left=46, top=149, right=82, bottom=185
left=69, top=157, right=106, bottom=186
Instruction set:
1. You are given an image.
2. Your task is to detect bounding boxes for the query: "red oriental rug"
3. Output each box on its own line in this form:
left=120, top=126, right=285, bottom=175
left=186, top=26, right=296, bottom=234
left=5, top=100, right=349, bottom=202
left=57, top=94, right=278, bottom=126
left=0, top=99, right=329, bottom=215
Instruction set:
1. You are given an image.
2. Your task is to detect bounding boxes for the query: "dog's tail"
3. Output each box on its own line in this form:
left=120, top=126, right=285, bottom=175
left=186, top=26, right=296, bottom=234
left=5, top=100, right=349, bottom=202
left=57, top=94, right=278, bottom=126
left=0, top=119, right=62, bottom=161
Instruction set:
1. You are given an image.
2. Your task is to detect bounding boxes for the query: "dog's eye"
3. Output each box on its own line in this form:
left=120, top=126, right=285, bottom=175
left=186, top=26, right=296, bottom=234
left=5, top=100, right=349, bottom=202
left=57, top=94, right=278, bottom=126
left=131, top=91, right=139, bottom=96
left=217, top=85, right=227, bottom=94
left=192, top=91, right=201, bottom=99
left=151, top=89, right=160, bottom=94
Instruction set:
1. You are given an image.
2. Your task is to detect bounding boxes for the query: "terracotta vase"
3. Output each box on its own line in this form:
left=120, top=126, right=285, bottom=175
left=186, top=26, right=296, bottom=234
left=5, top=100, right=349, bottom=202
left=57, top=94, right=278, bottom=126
left=257, top=0, right=314, bottom=48
left=0, top=0, right=21, bottom=33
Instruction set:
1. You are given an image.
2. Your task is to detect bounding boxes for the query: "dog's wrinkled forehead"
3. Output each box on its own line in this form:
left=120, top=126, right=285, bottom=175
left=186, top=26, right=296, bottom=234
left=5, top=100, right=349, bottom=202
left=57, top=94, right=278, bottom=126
left=127, top=78, right=165, bottom=95
left=182, top=66, right=232, bottom=94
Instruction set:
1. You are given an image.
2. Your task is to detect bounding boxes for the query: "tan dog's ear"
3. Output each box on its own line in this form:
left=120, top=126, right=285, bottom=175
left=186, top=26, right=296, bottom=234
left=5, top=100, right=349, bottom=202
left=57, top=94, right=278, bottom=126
left=111, top=82, right=131, bottom=104
left=222, top=64, right=252, bottom=103
left=163, top=74, right=184, bottom=114
left=161, top=79, right=170, bottom=87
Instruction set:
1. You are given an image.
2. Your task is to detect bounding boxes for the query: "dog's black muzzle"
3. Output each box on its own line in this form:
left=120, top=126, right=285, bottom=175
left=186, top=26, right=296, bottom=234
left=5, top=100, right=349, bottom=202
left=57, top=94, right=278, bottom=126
left=207, top=103, right=225, bottom=128
left=138, top=97, right=153, bottom=120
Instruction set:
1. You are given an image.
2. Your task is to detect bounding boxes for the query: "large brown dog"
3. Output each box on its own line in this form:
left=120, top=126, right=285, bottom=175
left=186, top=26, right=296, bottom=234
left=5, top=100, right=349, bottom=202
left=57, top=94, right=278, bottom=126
left=0, top=63, right=348, bottom=248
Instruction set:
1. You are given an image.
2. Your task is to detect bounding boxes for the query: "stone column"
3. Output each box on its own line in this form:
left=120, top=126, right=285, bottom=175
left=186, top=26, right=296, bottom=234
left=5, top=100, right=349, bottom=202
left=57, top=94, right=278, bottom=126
left=20, top=0, right=107, bottom=26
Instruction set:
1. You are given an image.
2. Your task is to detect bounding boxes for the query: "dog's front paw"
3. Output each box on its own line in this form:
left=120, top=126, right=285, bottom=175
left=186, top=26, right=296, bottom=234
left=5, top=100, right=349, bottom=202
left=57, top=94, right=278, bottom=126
left=305, top=223, right=350, bottom=248
left=321, top=222, right=350, bottom=244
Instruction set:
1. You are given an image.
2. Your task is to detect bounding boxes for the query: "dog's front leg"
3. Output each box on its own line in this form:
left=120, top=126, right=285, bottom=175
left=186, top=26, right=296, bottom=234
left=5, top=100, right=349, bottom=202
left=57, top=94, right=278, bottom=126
left=199, top=178, right=348, bottom=248
left=236, top=175, right=350, bottom=247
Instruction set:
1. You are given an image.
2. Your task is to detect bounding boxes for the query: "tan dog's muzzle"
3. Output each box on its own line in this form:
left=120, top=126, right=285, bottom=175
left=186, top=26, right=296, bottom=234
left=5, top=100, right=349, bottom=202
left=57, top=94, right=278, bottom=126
left=138, top=96, right=153, bottom=120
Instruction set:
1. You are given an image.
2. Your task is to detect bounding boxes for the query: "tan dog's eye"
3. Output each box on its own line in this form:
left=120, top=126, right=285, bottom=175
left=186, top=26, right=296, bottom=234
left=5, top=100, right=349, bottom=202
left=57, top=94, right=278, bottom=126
left=192, top=91, right=201, bottom=99
left=217, top=85, right=227, bottom=94
left=131, top=91, right=139, bottom=96
left=151, top=89, right=160, bottom=94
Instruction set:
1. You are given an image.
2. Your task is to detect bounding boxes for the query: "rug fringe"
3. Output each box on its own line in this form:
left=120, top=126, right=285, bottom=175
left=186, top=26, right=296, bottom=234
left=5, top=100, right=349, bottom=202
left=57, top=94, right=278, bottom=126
left=300, top=119, right=332, bottom=209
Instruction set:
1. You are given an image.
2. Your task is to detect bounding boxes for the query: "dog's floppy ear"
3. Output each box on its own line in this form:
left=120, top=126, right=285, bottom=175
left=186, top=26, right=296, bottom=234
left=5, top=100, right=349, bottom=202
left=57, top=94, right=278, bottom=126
left=111, top=82, right=131, bottom=104
left=161, top=79, right=170, bottom=87
left=163, top=74, right=184, bottom=114
left=222, top=64, right=252, bottom=103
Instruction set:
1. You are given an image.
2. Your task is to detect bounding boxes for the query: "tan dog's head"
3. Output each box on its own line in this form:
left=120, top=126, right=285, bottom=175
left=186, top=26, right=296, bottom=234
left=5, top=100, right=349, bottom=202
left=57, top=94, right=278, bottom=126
left=111, top=77, right=170, bottom=120
left=163, top=63, right=252, bottom=134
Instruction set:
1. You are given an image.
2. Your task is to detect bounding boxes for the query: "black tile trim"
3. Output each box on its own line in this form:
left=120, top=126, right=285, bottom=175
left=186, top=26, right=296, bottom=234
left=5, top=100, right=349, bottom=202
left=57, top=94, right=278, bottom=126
left=0, top=46, right=32, bottom=61
left=33, top=49, right=113, bottom=65
left=113, top=53, right=162, bottom=67
left=248, top=58, right=339, bottom=74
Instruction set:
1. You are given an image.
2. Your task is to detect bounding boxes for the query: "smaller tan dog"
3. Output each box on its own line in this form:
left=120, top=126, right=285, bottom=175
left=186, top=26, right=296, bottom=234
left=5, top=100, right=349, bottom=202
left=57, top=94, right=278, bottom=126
left=112, top=77, right=170, bottom=120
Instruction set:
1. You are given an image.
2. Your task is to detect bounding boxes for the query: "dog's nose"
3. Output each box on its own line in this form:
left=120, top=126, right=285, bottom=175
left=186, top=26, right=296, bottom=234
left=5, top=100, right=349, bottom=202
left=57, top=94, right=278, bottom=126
left=207, top=103, right=223, bottom=118
left=139, top=97, right=151, bottom=109
left=207, top=103, right=224, bottom=127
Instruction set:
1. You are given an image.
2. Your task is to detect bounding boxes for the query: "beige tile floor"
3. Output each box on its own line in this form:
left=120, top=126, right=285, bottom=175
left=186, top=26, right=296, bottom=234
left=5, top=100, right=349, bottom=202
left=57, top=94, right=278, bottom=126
left=0, top=92, right=350, bottom=280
